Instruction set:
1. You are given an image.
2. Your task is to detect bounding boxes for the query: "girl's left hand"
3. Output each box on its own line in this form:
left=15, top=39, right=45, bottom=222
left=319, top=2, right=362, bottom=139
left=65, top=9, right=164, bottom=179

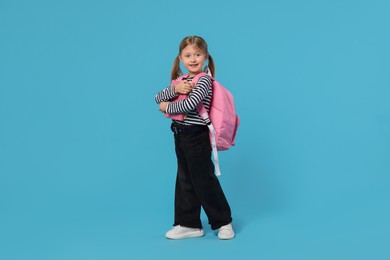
left=159, top=102, right=169, bottom=112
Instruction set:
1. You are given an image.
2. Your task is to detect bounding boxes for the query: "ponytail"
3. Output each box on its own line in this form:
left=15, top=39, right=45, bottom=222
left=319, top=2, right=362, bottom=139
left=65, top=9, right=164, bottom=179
left=171, top=56, right=182, bottom=80
left=207, top=54, right=216, bottom=77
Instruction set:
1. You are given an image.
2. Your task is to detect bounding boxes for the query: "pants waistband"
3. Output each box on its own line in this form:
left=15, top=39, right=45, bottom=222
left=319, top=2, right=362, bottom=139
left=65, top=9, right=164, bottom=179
left=171, top=122, right=207, bottom=135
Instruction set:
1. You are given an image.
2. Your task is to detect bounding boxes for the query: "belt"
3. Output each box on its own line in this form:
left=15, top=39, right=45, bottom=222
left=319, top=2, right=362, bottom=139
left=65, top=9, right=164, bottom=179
left=171, top=123, right=207, bottom=134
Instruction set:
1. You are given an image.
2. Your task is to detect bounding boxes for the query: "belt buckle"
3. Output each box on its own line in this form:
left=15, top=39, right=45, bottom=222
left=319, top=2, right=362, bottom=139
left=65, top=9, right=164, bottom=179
left=172, top=125, right=179, bottom=134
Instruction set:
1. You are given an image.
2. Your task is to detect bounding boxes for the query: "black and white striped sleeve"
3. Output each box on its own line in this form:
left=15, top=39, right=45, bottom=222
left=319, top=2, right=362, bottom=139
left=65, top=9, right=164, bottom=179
left=166, top=75, right=212, bottom=114
left=155, top=85, right=177, bottom=104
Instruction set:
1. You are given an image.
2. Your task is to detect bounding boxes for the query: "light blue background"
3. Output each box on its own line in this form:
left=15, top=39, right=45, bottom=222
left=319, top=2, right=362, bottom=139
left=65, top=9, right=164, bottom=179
left=1, top=0, right=389, bottom=259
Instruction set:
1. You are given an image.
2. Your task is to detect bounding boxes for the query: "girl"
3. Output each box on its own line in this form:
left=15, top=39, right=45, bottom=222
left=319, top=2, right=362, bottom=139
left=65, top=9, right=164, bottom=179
left=155, top=36, right=235, bottom=240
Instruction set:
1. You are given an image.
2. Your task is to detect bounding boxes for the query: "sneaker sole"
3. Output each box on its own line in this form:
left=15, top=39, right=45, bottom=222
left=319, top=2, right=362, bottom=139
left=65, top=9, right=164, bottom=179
left=218, top=234, right=235, bottom=240
left=166, top=231, right=205, bottom=240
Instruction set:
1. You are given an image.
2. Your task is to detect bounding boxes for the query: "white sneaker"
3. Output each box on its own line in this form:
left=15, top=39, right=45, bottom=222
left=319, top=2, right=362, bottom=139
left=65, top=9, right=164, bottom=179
left=218, top=223, right=235, bottom=240
left=165, top=225, right=204, bottom=239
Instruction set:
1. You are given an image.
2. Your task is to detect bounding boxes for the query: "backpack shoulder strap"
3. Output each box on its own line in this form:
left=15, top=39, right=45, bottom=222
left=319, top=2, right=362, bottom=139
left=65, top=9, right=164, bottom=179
left=192, top=72, right=213, bottom=83
left=193, top=72, right=222, bottom=176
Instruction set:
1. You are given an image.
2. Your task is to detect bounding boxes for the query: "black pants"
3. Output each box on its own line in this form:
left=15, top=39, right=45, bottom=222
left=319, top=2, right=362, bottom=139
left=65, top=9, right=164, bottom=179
left=171, top=123, right=232, bottom=230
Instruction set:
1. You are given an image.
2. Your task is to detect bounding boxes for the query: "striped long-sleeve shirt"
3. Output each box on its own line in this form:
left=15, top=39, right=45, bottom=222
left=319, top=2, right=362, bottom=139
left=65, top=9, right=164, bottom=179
left=155, top=75, right=212, bottom=125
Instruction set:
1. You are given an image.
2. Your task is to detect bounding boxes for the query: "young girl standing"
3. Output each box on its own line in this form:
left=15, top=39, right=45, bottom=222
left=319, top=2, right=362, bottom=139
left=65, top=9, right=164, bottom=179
left=155, top=36, right=235, bottom=240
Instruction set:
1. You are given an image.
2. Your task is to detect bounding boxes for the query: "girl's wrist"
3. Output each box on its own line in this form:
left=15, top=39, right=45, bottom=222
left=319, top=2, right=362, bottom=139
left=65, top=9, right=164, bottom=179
left=170, top=85, right=178, bottom=95
left=166, top=102, right=170, bottom=113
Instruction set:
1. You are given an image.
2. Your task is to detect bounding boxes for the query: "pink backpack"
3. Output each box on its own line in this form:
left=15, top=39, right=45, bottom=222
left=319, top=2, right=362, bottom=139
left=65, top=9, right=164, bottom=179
left=165, top=71, right=240, bottom=175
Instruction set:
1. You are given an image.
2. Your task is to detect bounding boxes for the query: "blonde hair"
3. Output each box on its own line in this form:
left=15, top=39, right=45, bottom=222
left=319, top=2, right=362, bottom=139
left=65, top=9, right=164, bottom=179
left=171, top=36, right=216, bottom=80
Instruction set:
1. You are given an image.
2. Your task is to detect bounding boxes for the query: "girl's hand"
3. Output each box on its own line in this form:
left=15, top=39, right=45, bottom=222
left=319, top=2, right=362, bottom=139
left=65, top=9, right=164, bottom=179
left=159, top=102, right=169, bottom=113
left=174, top=81, right=195, bottom=95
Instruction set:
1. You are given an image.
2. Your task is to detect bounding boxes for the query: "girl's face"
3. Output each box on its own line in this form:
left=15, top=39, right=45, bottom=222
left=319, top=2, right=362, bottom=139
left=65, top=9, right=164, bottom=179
left=179, top=44, right=207, bottom=77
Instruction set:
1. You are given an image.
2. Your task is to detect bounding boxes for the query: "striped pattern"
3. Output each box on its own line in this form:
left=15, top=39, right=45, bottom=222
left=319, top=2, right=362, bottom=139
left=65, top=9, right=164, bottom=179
left=155, top=75, right=212, bottom=125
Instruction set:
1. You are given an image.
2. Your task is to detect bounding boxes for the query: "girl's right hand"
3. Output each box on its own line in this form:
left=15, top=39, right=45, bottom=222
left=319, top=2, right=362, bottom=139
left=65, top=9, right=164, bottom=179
left=174, top=81, right=195, bottom=95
